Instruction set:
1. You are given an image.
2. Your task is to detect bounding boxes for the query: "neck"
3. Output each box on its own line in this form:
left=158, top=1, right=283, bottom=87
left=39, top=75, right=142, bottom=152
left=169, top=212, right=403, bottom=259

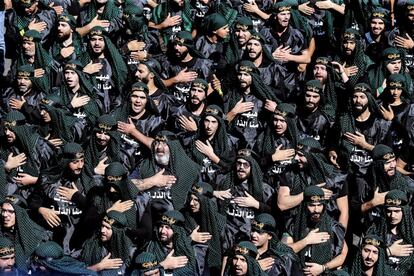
left=371, top=32, right=382, bottom=43
left=390, top=98, right=402, bottom=106
left=182, top=52, right=193, bottom=63
left=242, top=87, right=251, bottom=95
left=355, top=109, right=371, bottom=122
left=62, top=34, right=73, bottom=46
left=363, top=266, right=374, bottom=276
left=275, top=25, right=288, bottom=36
left=147, top=80, right=158, bottom=95
left=252, top=54, right=263, bottom=68
left=257, top=242, right=269, bottom=256
left=190, top=102, right=205, bottom=115
left=207, top=34, right=219, bottom=44
left=391, top=225, right=398, bottom=235
left=130, top=109, right=146, bottom=120
left=71, top=84, right=81, bottom=93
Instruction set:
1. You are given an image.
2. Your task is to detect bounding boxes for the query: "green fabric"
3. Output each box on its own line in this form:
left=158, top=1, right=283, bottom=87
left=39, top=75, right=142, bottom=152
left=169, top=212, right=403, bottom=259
left=140, top=135, right=201, bottom=210
left=367, top=48, right=411, bottom=92
left=203, top=13, right=228, bottom=34
left=292, top=186, right=342, bottom=267
left=368, top=190, right=414, bottom=274
left=349, top=234, right=394, bottom=276
left=218, top=149, right=264, bottom=214
left=227, top=60, right=279, bottom=113
left=84, top=114, right=121, bottom=177
left=188, top=105, right=231, bottom=171
left=0, top=111, right=41, bottom=177
left=39, top=94, right=78, bottom=143
left=1, top=195, right=46, bottom=272
left=81, top=27, right=128, bottom=96
left=183, top=182, right=226, bottom=270
left=60, top=61, right=100, bottom=125
left=260, top=103, right=298, bottom=159
left=366, top=145, right=408, bottom=194
left=84, top=0, right=120, bottom=25
left=81, top=211, right=134, bottom=268
left=152, top=0, right=193, bottom=45
left=224, top=241, right=266, bottom=276
left=146, top=210, right=196, bottom=276
left=34, top=241, right=97, bottom=275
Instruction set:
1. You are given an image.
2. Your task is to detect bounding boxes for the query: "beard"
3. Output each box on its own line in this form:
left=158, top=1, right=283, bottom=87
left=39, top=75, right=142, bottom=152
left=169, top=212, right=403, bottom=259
left=352, top=103, right=369, bottom=115
left=155, top=153, right=170, bottom=166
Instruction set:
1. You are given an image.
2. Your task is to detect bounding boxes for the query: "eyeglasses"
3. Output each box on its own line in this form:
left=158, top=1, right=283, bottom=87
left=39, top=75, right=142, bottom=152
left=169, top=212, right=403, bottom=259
left=236, top=161, right=250, bottom=169
left=1, top=209, right=15, bottom=215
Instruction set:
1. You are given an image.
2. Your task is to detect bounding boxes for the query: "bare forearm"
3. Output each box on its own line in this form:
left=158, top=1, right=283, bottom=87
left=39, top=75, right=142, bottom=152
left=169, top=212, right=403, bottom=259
left=288, top=238, right=308, bottom=253
left=324, top=242, right=348, bottom=270
left=278, top=192, right=303, bottom=211
left=130, top=129, right=154, bottom=149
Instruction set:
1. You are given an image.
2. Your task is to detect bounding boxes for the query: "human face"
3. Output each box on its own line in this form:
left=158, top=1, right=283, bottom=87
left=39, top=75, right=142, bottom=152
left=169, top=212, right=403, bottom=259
left=68, top=158, right=84, bottom=175
left=172, top=0, right=184, bottom=7
left=313, top=64, right=327, bottom=83
left=304, top=91, right=320, bottom=112
left=24, top=1, right=38, bottom=15
left=352, top=92, right=369, bottom=112
left=22, top=40, right=35, bottom=57
left=203, top=116, right=219, bottom=138
left=135, top=64, right=152, bottom=83
left=384, top=158, right=396, bottom=176
left=190, top=86, right=206, bottom=105
left=232, top=255, right=248, bottom=276
left=408, top=10, right=414, bottom=27
left=235, top=29, right=251, bottom=46
left=370, top=18, right=385, bottom=36
left=100, top=221, right=113, bottom=242
left=389, top=88, right=403, bottom=102
left=130, top=91, right=147, bottom=115
left=57, top=21, right=72, bottom=40
left=343, top=40, right=356, bottom=56
left=276, top=11, right=291, bottom=28
left=237, top=71, right=252, bottom=89
left=17, top=76, right=32, bottom=94
left=246, top=39, right=263, bottom=60
left=64, top=70, right=80, bottom=89
left=173, top=43, right=189, bottom=60
left=236, top=158, right=251, bottom=181
left=250, top=231, right=271, bottom=248
left=90, top=36, right=105, bottom=54
left=158, top=224, right=173, bottom=243
left=0, top=254, right=15, bottom=272
left=154, top=141, right=170, bottom=166
left=294, top=151, right=307, bottom=169
left=273, top=115, right=287, bottom=135
left=5, top=129, right=16, bottom=144
left=189, top=194, right=201, bottom=213
left=386, top=206, right=403, bottom=226
left=214, top=25, right=230, bottom=39
left=40, top=109, right=52, bottom=123
left=361, top=244, right=379, bottom=269
left=1, top=203, right=16, bottom=229
left=307, top=202, right=324, bottom=223
left=386, top=60, right=402, bottom=74
left=96, top=131, right=111, bottom=147
left=143, top=268, right=160, bottom=276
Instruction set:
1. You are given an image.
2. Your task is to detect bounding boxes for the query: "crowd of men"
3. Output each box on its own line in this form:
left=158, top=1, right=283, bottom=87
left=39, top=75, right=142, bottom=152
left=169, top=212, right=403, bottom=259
left=1, top=0, right=414, bottom=275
